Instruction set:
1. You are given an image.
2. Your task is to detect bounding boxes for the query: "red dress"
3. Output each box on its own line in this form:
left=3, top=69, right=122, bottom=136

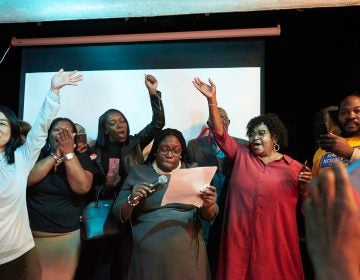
left=214, top=131, right=304, bottom=280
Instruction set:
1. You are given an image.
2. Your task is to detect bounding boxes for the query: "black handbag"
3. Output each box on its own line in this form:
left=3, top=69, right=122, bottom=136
left=80, top=186, right=122, bottom=240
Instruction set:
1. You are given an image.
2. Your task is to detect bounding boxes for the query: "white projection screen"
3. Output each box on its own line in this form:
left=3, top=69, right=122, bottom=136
left=19, top=40, right=264, bottom=145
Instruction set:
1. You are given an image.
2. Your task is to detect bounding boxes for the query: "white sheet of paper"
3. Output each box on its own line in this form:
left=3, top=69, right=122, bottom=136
left=161, top=166, right=217, bottom=207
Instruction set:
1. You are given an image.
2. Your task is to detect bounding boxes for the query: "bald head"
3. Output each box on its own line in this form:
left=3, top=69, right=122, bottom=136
left=208, top=107, right=230, bottom=131
left=338, top=95, right=360, bottom=137
left=75, top=123, right=86, bottom=134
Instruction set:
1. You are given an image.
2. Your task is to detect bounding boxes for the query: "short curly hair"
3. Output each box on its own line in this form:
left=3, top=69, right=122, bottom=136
left=246, top=113, right=288, bottom=148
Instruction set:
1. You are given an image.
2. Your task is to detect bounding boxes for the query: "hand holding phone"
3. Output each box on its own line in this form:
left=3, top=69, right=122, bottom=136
left=107, top=158, right=120, bottom=176
left=316, top=122, right=329, bottom=136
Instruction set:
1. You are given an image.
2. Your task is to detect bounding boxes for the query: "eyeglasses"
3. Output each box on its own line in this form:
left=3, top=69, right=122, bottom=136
left=248, top=129, right=269, bottom=139
left=158, top=145, right=182, bottom=157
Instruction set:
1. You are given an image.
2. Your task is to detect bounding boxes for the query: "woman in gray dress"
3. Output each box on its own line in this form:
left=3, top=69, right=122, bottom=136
left=112, top=128, right=218, bottom=280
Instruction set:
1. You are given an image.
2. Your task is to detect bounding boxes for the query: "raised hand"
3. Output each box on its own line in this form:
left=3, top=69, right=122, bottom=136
left=51, top=69, right=83, bottom=94
left=192, top=77, right=216, bottom=99
left=145, top=74, right=158, bottom=95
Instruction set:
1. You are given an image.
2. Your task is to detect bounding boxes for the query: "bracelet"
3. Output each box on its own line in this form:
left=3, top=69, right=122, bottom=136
left=202, top=201, right=216, bottom=209
left=63, top=152, right=75, bottom=161
left=127, top=194, right=139, bottom=207
left=50, top=153, right=64, bottom=166
left=208, top=103, right=218, bottom=106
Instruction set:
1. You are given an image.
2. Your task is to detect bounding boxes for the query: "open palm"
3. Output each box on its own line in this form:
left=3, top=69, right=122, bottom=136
left=51, top=69, right=83, bottom=91
left=192, top=77, right=216, bottom=98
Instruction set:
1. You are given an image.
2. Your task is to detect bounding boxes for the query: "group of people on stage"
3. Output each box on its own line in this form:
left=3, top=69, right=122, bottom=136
left=1, top=69, right=360, bottom=280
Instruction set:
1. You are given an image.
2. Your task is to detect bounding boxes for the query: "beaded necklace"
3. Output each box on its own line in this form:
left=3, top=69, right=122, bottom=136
left=152, top=161, right=181, bottom=175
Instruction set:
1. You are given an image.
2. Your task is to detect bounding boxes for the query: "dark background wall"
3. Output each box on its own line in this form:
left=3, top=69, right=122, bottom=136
left=0, top=6, right=359, bottom=164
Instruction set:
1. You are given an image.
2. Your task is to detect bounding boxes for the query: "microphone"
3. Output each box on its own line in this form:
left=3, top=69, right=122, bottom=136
left=132, top=175, right=168, bottom=201
left=149, top=175, right=168, bottom=189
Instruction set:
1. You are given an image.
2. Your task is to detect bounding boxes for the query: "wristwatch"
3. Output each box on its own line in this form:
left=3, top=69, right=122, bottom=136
left=64, top=152, right=75, bottom=161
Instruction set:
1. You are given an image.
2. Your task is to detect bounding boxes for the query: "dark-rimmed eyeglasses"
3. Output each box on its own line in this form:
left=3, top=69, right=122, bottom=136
left=158, top=145, right=182, bottom=157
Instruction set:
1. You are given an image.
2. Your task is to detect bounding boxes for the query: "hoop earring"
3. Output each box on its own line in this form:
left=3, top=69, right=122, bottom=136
left=273, top=143, right=280, bottom=152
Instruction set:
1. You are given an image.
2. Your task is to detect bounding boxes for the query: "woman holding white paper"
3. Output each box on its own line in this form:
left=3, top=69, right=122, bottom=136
left=113, top=128, right=217, bottom=280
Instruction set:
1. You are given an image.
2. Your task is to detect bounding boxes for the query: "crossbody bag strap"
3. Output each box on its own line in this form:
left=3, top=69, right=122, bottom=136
left=94, top=185, right=102, bottom=207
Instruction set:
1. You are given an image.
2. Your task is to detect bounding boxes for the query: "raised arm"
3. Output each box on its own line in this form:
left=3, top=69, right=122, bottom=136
left=192, top=77, right=224, bottom=136
left=135, top=74, right=165, bottom=149
left=145, top=74, right=158, bottom=96
left=23, top=69, right=83, bottom=171
left=50, top=69, right=83, bottom=95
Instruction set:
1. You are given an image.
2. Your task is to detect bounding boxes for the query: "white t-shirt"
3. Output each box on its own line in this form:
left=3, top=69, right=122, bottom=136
left=0, top=90, right=60, bottom=264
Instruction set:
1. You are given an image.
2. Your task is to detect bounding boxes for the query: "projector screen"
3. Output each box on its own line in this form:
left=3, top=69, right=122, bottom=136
left=19, top=40, right=264, bottom=144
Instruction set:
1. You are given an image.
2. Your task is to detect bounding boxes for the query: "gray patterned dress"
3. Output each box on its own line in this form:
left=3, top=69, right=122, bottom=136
left=114, top=164, right=211, bottom=280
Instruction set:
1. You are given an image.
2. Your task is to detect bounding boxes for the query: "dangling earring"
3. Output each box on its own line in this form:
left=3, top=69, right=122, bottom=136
left=46, top=143, right=51, bottom=153
left=273, top=143, right=280, bottom=152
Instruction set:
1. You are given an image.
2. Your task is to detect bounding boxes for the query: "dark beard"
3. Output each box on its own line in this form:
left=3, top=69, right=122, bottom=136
left=342, top=130, right=359, bottom=138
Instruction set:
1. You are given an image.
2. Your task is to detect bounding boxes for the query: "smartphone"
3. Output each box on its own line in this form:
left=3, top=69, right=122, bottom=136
left=107, top=158, right=120, bottom=176
left=76, top=133, right=87, bottom=145
left=316, top=122, right=329, bottom=136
